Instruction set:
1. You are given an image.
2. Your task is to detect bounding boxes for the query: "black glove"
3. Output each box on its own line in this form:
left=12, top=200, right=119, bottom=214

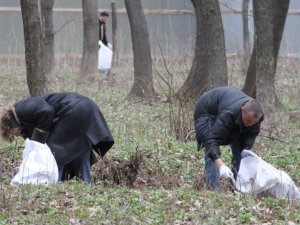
left=207, top=150, right=221, bottom=161
left=31, top=128, right=49, bottom=144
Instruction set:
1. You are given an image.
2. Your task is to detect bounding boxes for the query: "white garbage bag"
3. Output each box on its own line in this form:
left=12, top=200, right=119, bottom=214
left=235, top=150, right=300, bottom=202
left=98, top=41, right=113, bottom=72
left=11, top=139, right=59, bottom=186
left=107, top=43, right=113, bottom=51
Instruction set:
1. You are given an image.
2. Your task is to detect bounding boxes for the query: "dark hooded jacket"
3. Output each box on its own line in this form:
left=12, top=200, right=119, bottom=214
left=194, top=87, right=262, bottom=160
left=13, top=92, right=114, bottom=168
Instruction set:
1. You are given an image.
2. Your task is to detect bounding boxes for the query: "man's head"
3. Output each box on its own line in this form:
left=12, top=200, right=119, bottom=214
left=240, top=100, right=264, bottom=127
left=99, top=11, right=109, bottom=22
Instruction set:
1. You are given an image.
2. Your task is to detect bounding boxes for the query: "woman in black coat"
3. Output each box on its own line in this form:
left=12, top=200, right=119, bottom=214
left=0, top=92, right=114, bottom=183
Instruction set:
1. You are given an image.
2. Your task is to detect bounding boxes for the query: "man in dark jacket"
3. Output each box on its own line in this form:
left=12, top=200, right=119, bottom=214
left=0, top=92, right=114, bottom=183
left=99, top=11, right=109, bottom=46
left=194, top=86, right=264, bottom=191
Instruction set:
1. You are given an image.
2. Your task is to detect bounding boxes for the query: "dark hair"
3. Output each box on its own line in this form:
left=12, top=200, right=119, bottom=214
left=244, top=99, right=264, bottom=119
left=100, top=11, right=109, bottom=17
left=0, top=106, right=20, bottom=142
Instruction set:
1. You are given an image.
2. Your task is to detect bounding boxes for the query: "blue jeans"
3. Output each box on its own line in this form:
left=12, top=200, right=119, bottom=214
left=205, top=140, right=242, bottom=191
left=58, top=149, right=92, bottom=183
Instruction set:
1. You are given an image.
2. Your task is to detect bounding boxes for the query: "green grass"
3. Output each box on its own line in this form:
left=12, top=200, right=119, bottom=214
left=1, top=183, right=299, bottom=224
left=0, top=63, right=299, bottom=224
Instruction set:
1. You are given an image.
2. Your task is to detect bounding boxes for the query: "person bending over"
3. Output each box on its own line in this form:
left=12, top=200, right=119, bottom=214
left=194, top=86, right=264, bottom=191
left=0, top=92, right=114, bottom=183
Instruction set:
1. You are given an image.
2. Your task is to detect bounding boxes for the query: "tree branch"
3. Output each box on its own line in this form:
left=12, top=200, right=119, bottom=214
left=54, top=17, right=82, bottom=35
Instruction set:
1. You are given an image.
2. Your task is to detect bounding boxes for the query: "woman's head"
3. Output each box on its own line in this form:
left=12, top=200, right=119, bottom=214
left=0, top=106, right=21, bottom=142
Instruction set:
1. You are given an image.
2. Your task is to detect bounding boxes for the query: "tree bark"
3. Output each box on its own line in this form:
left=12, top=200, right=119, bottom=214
left=254, top=0, right=275, bottom=116
left=79, top=0, right=98, bottom=79
left=125, top=0, right=157, bottom=98
left=243, top=0, right=290, bottom=108
left=242, top=0, right=251, bottom=65
left=20, top=0, right=47, bottom=96
left=273, top=0, right=290, bottom=109
left=242, top=44, right=256, bottom=97
left=106, top=1, right=118, bottom=81
left=177, top=0, right=228, bottom=102
left=111, top=1, right=118, bottom=68
left=41, top=0, right=54, bottom=78
left=273, top=0, right=290, bottom=75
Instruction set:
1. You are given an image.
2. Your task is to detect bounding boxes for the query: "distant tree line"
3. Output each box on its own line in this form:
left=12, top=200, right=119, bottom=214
left=20, top=0, right=290, bottom=118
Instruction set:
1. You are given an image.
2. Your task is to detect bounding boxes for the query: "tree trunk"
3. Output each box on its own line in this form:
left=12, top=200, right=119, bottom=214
left=242, top=0, right=251, bottom=66
left=177, top=0, right=228, bottom=102
left=125, top=0, right=156, bottom=98
left=243, top=0, right=290, bottom=108
left=79, top=0, right=98, bottom=79
left=242, top=44, right=256, bottom=97
left=273, top=0, right=290, bottom=109
left=20, top=0, right=47, bottom=96
left=41, top=0, right=54, bottom=78
left=111, top=1, right=118, bottom=68
left=273, top=0, right=289, bottom=66
left=106, top=1, right=118, bottom=81
left=254, top=0, right=275, bottom=116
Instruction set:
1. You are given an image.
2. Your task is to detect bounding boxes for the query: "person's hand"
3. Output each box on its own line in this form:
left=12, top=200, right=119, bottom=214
left=241, top=149, right=256, bottom=158
left=214, top=158, right=224, bottom=168
left=219, top=164, right=234, bottom=179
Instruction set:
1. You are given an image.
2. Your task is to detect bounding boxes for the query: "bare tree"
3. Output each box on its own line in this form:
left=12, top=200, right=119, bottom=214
left=254, top=0, right=275, bottom=116
left=177, top=0, right=228, bottom=102
left=242, top=44, right=256, bottom=97
left=243, top=0, right=251, bottom=62
left=79, top=0, right=98, bottom=79
left=243, top=0, right=290, bottom=110
left=106, top=1, right=118, bottom=81
left=20, top=0, right=47, bottom=96
left=111, top=1, right=118, bottom=68
left=41, top=0, right=54, bottom=78
left=125, top=0, right=156, bottom=98
left=273, top=0, right=290, bottom=76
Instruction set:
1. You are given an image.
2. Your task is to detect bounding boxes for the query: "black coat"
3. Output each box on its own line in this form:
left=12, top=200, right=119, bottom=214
left=194, top=87, right=262, bottom=159
left=14, top=92, right=114, bottom=167
left=99, top=20, right=108, bottom=46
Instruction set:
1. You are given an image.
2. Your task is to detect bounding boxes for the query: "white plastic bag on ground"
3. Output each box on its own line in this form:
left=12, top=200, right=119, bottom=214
left=11, top=139, right=59, bottom=186
left=235, top=150, right=300, bottom=202
left=98, top=41, right=113, bottom=72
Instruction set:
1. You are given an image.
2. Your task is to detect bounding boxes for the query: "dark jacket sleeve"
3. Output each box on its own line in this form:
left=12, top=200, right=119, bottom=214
left=205, top=111, right=235, bottom=160
left=240, top=123, right=261, bottom=150
left=16, top=96, right=55, bottom=131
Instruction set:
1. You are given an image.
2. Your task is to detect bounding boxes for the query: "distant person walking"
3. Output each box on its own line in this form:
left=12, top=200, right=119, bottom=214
left=99, top=11, right=109, bottom=46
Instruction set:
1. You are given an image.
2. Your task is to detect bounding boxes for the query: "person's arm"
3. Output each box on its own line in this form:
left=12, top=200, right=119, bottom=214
left=241, top=123, right=261, bottom=150
left=100, top=24, right=104, bottom=41
left=15, top=97, right=55, bottom=143
left=205, top=110, right=235, bottom=165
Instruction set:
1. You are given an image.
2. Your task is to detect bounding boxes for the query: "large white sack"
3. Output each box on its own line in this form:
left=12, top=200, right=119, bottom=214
left=235, top=150, right=300, bottom=202
left=98, top=41, right=113, bottom=72
left=11, top=139, right=59, bottom=186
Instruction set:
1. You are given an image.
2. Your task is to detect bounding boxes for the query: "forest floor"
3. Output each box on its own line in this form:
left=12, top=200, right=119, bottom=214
left=0, top=58, right=300, bottom=224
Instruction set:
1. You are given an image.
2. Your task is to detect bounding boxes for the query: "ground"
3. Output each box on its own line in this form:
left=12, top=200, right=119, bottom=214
left=0, top=58, right=299, bottom=224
